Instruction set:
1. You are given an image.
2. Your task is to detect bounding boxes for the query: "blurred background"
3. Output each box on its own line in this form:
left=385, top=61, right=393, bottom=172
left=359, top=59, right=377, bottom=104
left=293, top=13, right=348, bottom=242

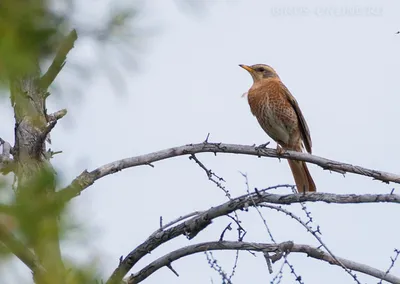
left=0, top=0, right=399, bottom=283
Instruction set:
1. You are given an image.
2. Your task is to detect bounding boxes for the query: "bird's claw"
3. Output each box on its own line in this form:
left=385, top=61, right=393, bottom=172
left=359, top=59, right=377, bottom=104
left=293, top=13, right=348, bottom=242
left=276, top=144, right=285, bottom=155
left=276, top=144, right=285, bottom=162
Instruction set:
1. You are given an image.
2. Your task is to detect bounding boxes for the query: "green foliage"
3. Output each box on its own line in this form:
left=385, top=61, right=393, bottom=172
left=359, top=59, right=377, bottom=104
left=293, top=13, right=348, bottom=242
left=0, top=0, right=67, bottom=83
left=0, top=1, right=205, bottom=282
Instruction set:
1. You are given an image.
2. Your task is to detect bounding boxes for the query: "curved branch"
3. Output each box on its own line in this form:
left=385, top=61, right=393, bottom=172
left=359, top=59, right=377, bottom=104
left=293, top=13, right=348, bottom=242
left=126, top=241, right=400, bottom=284
left=105, top=189, right=400, bottom=284
left=57, top=142, right=400, bottom=202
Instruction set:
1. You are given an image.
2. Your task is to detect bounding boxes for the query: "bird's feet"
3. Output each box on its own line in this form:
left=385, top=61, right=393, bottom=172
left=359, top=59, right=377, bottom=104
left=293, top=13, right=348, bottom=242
left=276, top=144, right=285, bottom=155
left=276, top=144, right=285, bottom=162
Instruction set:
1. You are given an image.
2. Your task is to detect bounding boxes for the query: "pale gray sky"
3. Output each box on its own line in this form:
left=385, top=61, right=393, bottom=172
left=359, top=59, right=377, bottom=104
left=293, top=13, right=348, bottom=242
left=1, top=0, right=400, bottom=283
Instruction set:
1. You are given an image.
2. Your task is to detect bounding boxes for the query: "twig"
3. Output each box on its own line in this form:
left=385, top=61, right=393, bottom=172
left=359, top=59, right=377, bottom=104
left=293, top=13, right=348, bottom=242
left=264, top=251, right=273, bottom=274
left=379, top=249, right=400, bottom=284
left=189, top=153, right=243, bottom=281
left=126, top=241, right=400, bottom=284
left=205, top=252, right=232, bottom=284
left=242, top=174, right=303, bottom=283
left=226, top=214, right=246, bottom=241
left=261, top=204, right=361, bottom=283
left=219, top=223, right=232, bottom=241
left=242, top=173, right=276, bottom=243
left=189, top=154, right=229, bottom=197
left=271, top=260, right=285, bottom=283
left=228, top=250, right=239, bottom=281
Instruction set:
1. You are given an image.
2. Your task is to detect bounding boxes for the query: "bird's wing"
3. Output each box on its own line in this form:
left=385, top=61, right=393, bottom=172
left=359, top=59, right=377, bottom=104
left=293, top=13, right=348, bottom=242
left=280, top=82, right=312, bottom=154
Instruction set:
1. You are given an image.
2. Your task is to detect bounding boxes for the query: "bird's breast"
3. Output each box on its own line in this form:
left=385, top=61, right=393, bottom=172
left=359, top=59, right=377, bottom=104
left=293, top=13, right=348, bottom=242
left=247, top=80, right=300, bottom=147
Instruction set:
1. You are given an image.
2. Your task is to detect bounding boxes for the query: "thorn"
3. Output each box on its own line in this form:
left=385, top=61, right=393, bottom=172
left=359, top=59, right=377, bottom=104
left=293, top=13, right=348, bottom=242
left=166, top=263, right=179, bottom=277
left=390, top=188, right=395, bottom=194
left=119, top=256, right=123, bottom=265
left=146, top=163, right=155, bottom=168
left=219, top=222, right=232, bottom=241
left=256, top=142, right=270, bottom=149
left=204, top=133, right=210, bottom=143
left=159, top=216, right=163, bottom=228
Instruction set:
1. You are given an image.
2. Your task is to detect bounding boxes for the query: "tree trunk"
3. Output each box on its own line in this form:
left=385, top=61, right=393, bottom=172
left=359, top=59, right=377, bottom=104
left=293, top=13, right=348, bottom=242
left=10, top=67, right=65, bottom=283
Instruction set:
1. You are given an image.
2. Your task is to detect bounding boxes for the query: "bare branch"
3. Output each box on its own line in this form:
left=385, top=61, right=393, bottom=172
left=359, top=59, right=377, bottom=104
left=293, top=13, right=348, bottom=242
left=242, top=176, right=304, bottom=283
left=189, top=154, right=228, bottom=197
left=47, top=109, right=67, bottom=122
left=379, top=249, right=400, bottom=284
left=57, top=142, right=400, bottom=202
left=40, top=29, right=78, bottom=91
left=263, top=251, right=273, bottom=274
left=205, top=251, right=232, bottom=284
left=151, top=211, right=203, bottom=236
left=261, top=204, right=360, bottom=283
left=105, top=188, right=400, bottom=284
left=126, top=241, right=400, bottom=284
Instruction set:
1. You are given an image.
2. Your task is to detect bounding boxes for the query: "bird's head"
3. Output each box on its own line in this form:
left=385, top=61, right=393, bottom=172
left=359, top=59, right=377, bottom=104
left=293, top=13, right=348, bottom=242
left=239, top=64, right=279, bottom=82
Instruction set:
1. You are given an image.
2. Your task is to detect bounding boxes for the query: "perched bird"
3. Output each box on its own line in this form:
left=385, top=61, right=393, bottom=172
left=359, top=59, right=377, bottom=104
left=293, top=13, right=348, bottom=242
left=240, top=64, right=316, bottom=192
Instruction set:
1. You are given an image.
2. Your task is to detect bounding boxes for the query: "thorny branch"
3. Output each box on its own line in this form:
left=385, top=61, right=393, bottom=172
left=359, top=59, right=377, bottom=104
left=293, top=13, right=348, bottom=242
left=189, top=154, right=229, bottom=197
left=57, top=142, right=400, bottom=203
left=205, top=252, right=232, bottom=284
left=106, top=186, right=400, bottom=284
left=242, top=175, right=304, bottom=283
left=190, top=153, right=243, bottom=281
left=379, top=249, right=400, bottom=284
left=125, top=241, right=400, bottom=284
left=261, top=204, right=361, bottom=283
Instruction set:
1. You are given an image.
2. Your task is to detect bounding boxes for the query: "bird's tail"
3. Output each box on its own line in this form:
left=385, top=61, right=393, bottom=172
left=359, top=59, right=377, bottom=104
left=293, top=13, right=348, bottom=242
left=287, top=159, right=316, bottom=192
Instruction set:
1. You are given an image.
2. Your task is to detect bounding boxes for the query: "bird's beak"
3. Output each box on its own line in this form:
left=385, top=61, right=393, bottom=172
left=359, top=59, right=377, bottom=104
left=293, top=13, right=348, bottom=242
left=239, top=64, right=254, bottom=73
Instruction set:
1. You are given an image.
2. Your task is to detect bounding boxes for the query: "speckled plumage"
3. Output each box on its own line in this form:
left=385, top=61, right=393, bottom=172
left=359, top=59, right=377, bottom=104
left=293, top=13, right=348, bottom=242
left=240, top=64, right=316, bottom=192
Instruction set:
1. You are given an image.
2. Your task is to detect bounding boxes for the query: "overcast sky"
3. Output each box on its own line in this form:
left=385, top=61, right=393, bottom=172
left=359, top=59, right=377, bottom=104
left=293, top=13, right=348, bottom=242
left=1, top=0, right=400, bottom=283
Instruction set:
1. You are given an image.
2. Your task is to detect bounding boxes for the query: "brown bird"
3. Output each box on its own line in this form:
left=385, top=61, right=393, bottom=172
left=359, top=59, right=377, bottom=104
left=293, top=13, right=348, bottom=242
left=240, top=64, right=316, bottom=192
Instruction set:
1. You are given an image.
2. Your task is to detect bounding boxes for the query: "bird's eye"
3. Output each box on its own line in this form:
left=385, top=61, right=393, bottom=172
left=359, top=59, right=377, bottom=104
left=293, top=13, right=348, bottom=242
left=256, top=67, right=264, bottom=72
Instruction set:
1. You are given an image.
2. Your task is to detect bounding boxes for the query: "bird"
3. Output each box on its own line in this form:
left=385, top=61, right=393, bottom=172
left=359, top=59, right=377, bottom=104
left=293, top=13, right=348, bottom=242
left=239, top=64, right=316, bottom=192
